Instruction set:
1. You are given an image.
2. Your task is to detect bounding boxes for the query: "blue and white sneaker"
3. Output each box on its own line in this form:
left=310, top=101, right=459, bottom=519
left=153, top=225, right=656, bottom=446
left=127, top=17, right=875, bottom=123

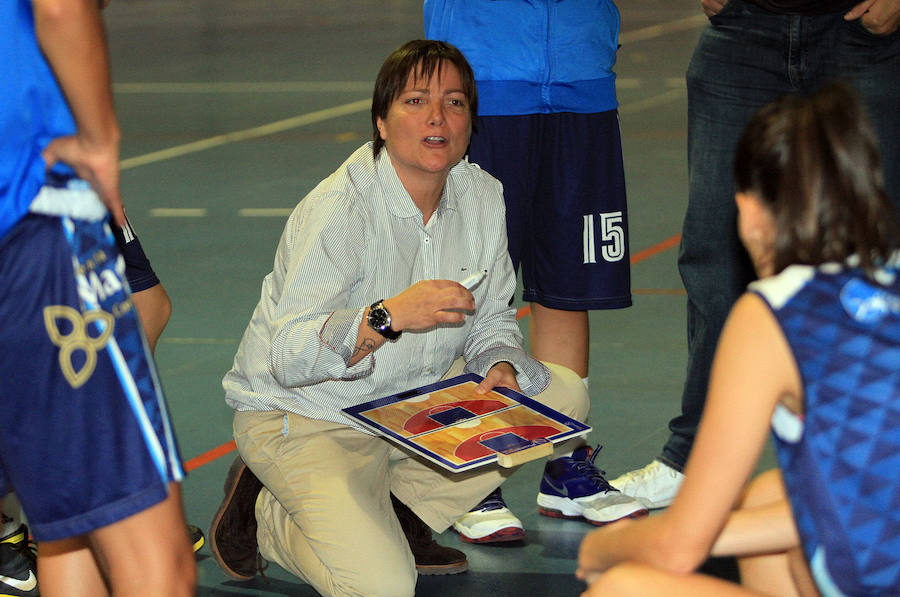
left=537, top=446, right=649, bottom=525
left=453, top=488, right=525, bottom=544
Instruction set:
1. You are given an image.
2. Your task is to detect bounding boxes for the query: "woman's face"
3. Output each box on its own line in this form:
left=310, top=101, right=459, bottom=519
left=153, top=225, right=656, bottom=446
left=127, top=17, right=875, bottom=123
left=736, top=191, right=776, bottom=277
left=375, top=62, right=471, bottom=190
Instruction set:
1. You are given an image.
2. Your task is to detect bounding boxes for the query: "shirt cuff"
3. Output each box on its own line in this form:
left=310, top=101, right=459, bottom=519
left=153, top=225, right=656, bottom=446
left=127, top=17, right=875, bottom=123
left=319, top=307, right=374, bottom=379
left=464, top=346, right=550, bottom=396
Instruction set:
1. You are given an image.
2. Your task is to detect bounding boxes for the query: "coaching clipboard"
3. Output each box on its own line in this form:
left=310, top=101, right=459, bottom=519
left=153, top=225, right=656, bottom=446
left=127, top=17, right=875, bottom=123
left=341, top=373, right=591, bottom=473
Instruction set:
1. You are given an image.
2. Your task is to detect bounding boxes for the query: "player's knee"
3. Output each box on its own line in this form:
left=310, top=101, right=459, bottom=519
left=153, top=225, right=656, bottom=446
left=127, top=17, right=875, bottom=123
left=542, top=362, right=590, bottom=422
left=133, top=540, right=196, bottom=595
left=738, top=468, right=784, bottom=509
left=586, top=563, right=647, bottom=595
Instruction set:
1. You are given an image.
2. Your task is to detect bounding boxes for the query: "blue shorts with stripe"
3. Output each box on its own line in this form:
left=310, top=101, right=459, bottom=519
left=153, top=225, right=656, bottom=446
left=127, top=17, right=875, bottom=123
left=467, top=111, right=631, bottom=310
left=0, top=213, right=183, bottom=541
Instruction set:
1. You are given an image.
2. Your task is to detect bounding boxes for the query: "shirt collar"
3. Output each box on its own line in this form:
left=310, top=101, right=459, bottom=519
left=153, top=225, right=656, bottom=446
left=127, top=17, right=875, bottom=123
left=375, top=150, right=466, bottom=221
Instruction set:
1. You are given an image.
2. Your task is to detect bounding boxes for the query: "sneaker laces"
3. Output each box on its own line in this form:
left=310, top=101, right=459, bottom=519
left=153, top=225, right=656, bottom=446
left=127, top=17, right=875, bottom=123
left=571, top=446, right=617, bottom=494
left=473, top=488, right=507, bottom=512
left=616, top=460, right=668, bottom=485
left=3, top=534, right=38, bottom=574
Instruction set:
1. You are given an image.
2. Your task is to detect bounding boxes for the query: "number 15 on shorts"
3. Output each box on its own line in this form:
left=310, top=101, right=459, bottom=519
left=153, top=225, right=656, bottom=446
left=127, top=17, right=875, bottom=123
left=583, top=211, right=625, bottom=264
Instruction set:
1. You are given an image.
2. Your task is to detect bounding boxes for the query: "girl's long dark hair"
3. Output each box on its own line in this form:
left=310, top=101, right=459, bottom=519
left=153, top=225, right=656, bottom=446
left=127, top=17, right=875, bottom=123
left=734, top=82, right=899, bottom=274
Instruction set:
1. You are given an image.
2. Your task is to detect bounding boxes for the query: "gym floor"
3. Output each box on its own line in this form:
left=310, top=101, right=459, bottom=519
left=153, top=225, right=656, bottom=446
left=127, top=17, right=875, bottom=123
left=102, top=1, right=774, bottom=594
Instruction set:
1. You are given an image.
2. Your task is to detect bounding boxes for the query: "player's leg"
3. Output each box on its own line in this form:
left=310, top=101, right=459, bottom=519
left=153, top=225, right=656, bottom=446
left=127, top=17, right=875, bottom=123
left=36, top=536, right=108, bottom=597
left=528, top=111, right=631, bottom=384
left=529, top=305, right=589, bottom=377
left=38, top=484, right=193, bottom=597
left=723, top=470, right=808, bottom=597
left=583, top=561, right=760, bottom=597
left=115, top=216, right=207, bottom=555
left=0, top=214, right=193, bottom=595
left=233, top=410, right=417, bottom=597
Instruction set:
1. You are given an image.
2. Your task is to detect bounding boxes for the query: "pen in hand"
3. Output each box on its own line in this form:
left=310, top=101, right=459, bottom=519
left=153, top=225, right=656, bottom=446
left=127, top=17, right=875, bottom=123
left=460, top=270, right=487, bottom=291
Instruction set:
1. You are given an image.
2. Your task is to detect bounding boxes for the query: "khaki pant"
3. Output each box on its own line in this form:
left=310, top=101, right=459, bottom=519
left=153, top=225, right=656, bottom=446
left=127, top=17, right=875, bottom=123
left=233, top=360, right=588, bottom=597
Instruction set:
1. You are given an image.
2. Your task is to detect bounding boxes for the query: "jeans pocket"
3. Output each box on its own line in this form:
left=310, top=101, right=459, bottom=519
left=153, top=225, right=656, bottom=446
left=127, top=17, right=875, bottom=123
left=844, top=15, right=900, bottom=42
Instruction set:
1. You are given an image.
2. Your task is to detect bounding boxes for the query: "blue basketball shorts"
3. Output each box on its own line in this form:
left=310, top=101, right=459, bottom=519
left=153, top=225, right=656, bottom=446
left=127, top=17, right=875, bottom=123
left=0, top=213, right=183, bottom=542
left=467, top=111, right=631, bottom=310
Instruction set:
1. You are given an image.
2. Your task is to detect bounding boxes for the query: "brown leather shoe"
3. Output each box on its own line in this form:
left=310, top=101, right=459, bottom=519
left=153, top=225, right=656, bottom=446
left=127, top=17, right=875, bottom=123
left=391, top=494, right=468, bottom=576
left=208, top=455, right=265, bottom=581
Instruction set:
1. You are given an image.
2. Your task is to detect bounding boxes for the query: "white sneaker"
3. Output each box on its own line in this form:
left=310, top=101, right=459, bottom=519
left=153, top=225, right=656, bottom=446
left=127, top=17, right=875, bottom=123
left=609, top=460, right=684, bottom=509
left=452, top=488, right=524, bottom=544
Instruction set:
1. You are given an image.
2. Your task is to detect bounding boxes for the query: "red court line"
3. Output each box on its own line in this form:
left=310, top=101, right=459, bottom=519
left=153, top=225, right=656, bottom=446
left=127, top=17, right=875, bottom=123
left=184, top=234, right=682, bottom=471
left=185, top=439, right=236, bottom=472
left=630, top=233, right=681, bottom=264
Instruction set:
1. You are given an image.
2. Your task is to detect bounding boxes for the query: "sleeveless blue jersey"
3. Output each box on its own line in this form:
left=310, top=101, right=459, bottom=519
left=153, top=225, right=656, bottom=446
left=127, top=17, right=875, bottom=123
left=751, top=263, right=900, bottom=596
left=1, top=0, right=79, bottom=241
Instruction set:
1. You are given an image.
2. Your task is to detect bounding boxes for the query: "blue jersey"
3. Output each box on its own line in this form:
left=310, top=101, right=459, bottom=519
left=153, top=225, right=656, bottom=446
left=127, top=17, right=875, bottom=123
left=1, top=0, right=79, bottom=241
left=752, top=263, right=900, bottom=596
left=425, top=0, right=620, bottom=116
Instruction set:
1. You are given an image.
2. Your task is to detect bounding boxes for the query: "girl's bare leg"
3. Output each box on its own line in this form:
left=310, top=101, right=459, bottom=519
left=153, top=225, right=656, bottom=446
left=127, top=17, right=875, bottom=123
left=38, top=483, right=195, bottom=597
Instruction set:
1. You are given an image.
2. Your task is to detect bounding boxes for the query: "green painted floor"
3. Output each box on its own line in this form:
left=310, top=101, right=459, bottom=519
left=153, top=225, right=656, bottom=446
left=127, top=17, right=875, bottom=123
left=98, top=1, right=773, bottom=594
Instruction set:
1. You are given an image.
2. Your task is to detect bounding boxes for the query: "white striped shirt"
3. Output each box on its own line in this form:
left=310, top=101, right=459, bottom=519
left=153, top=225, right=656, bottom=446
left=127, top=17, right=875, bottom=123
left=223, top=143, right=549, bottom=432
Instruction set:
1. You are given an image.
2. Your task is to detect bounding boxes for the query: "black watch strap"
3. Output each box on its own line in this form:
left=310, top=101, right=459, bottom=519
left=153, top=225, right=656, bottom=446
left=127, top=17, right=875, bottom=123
left=367, top=300, right=401, bottom=340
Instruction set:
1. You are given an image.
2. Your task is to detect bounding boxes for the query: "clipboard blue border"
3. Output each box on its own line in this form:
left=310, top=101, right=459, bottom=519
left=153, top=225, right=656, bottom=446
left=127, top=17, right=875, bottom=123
left=342, top=373, right=591, bottom=472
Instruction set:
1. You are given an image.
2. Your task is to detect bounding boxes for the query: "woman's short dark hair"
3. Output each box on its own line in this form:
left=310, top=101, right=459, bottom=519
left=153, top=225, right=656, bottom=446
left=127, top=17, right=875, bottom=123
left=371, top=39, right=477, bottom=157
left=734, top=81, right=899, bottom=274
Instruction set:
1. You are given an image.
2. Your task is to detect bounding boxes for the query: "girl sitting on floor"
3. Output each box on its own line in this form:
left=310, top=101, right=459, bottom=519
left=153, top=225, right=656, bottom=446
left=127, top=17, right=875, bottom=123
left=576, top=82, right=900, bottom=597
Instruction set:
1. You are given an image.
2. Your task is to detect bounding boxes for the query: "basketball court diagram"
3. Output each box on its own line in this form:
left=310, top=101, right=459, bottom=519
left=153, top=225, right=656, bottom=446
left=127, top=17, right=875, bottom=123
left=343, top=373, right=591, bottom=472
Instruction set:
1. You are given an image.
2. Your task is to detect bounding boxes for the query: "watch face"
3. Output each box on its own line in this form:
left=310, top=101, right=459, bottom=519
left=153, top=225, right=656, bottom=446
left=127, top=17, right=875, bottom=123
left=368, top=304, right=390, bottom=331
left=368, top=301, right=400, bottom=339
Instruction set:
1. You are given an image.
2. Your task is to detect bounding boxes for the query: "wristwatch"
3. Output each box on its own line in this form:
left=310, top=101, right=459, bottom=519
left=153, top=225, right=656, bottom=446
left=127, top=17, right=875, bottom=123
left=367, top=300, right=401, bottom=340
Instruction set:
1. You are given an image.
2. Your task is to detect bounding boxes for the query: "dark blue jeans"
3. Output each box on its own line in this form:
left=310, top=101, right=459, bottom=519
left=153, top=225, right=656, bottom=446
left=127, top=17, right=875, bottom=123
left=660, top=0, right=900, bottom=471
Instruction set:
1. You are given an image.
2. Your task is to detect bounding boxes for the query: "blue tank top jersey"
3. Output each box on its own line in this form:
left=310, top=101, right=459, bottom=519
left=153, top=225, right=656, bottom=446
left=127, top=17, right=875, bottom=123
left=1, top=0, right=79, bottom=241
left=751, top=262, right=900, bottom=596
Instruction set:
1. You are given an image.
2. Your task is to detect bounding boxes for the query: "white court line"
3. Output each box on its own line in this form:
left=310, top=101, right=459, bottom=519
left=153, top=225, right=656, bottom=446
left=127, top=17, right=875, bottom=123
left=238, top=208, right=294, bottom=217
left=619, top=88, right=687, bottom=115
left=120, top=98, right=371, bottom=170
left=114, top=81, right=373, bottom=94
left=121, top=14, right=702, bottom=174
left=162, top=337, right=238, bottom=344
left=149, top=208, right=207, bottom=217
left=618, top=78, right=686, bottom=89
left=619, top=13, right=707, bottom=44
left=127, top=13, right=698, bottom=224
